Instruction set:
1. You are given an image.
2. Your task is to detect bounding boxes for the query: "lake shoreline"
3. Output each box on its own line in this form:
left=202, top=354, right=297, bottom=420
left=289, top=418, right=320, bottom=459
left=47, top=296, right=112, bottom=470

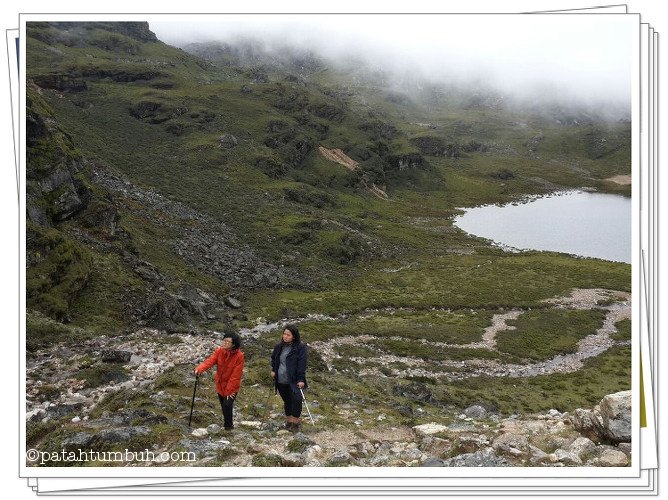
left=453, top=190, right=632, bottom=264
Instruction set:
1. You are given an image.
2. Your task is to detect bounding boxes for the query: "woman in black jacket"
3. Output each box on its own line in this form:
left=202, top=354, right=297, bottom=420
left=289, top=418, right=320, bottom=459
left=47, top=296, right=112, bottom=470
left=271, top=324, right=308, bottom=432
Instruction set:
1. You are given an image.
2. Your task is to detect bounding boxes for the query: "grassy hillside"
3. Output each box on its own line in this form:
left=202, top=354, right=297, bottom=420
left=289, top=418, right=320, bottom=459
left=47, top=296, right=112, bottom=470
left=25, top=21, right=631, bottom=423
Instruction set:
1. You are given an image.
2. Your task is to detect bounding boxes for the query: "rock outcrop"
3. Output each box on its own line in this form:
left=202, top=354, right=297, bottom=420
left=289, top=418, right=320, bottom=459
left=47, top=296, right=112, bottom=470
left=570, top=390, right=631, bottom=443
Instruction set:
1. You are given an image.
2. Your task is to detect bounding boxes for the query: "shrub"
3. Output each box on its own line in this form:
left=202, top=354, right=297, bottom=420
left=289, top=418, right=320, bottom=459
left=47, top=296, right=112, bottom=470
left=76, top=363, right=130, bottom=388
left=284, top=187, right=339, bottom=209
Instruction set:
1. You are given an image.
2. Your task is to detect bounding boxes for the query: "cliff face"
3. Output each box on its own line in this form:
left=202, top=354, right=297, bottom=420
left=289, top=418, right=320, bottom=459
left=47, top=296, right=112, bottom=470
left=26, top=84, right=91, bottom=226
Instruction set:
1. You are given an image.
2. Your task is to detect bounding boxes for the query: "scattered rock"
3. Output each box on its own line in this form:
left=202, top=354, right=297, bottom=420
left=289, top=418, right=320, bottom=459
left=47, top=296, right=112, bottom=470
left=599, top=449, right=629, bottom=467
left=393, top=382, right=433, bottom=403
left=224, top=297, right=242, bottom=309
left=287, top=433, right=315, bottom=453
left=397, top=405, right=412, bottom=416
left=192, top=428, right=208, bottom=438
left=27, top=408, right=47, bottom=422
left=492, top=433, right=529, bottom=457
left=207, top=424, right=221, bottom=434
left=528, top=445, right=551, bottom=465
left=62, top=432, right=94, bottom=450
left=413, top=423, right=448, bottom=437
left=239, top=420, right=262, bottom=429
left=443, top=447, right=510, bottom=467
left=281, top=453, right=306, bottom=467
left=93, top=426, right=151, bottom=445
left=326, top=450, right=354, bottom=466
left=568, top=437, right=597, bottom=458
left=46, top=402, right=85, bottom=419
left=101, top=349, right=133, bottom=363
left=551, top=449, right=583, bottom=466
left=421, top=456, right=446, bottom=467
left=303, top=445, right=323, bottom=462
left=617, top=442, right=632, bottom=455
left=457, top=434, right=489, bottom=454
left=421, top=436, right=452, bottom=456
left=218, top=133, right=238, bottom=148
left=464, top=405, right=487, bottom=419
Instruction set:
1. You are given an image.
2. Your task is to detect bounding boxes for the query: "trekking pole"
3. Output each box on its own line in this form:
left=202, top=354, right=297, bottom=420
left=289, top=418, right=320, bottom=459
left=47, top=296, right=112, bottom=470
left=261, top=383, right=274, bottom=425
left=299, top=387, right=315, bottom=426
left=188, top=373, right=199, bottom=428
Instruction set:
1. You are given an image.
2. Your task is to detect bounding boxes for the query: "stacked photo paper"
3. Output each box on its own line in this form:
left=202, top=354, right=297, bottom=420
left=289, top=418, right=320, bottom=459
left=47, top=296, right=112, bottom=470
left=2, top=2, right=662, bottom=497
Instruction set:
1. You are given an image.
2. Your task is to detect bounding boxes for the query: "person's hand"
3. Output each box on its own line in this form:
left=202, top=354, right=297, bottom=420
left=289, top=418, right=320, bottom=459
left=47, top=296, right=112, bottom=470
left=226, top=393, right=236, bottom=400
left=297, top=382, right=305, bottom=389
left=194, top=368, right=200, bottom=375
left=271, top=371, right=276, bottom=379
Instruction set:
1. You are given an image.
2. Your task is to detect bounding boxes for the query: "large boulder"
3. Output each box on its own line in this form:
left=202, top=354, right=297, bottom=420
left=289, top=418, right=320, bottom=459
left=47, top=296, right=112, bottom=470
left=570, top=391, right=631, bottom=443
left=599, top=391, right=631, bottom=442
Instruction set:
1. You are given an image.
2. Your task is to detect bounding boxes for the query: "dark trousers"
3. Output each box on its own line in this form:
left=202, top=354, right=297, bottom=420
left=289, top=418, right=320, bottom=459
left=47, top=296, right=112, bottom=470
left=217, top=394, right=235, bottom=429
left=277, top=383, right=303, bottom=417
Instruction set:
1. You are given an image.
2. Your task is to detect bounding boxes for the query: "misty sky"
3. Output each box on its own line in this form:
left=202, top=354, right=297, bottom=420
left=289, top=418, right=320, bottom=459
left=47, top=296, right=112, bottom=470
left=150, top=14, right=635, bottom=105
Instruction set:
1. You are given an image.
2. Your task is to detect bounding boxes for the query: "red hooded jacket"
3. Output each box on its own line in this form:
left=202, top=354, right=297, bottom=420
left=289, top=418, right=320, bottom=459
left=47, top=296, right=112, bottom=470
left=196, top=347, right=245, bottom=397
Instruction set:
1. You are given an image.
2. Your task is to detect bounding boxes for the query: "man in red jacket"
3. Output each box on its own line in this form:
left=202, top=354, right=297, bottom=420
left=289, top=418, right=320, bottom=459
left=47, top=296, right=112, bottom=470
left=194, top=332, right=245, bottom=430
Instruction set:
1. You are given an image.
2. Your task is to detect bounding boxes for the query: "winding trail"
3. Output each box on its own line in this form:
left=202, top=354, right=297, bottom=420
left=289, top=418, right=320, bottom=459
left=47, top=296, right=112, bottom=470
left=310, top=288, right=632, bottom=381
left=26, top=289, right=631, bottom=417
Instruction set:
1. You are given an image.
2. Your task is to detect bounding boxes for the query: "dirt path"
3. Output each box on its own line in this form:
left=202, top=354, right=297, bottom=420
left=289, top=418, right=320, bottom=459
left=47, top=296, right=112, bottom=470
left=310, top=289, right=631, bottom=380
left=605, top=175, right=632, bottom=185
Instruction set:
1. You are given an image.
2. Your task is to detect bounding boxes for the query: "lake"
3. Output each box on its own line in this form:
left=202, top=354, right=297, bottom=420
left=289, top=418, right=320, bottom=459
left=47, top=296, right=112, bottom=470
left=453, top=191, right=632, bottom=264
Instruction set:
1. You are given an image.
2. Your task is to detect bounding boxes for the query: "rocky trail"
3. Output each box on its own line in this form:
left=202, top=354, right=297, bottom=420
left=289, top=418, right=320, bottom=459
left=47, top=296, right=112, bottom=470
left=311, top=288, right=631, bottom=380
left=26, top=289, right=630, bottom=422
left=26, top=288, right=632, bottom=468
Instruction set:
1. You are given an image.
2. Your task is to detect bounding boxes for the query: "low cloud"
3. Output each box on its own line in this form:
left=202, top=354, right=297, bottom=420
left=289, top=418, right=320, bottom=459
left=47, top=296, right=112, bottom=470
left=150, top=14, right=633, bottom=108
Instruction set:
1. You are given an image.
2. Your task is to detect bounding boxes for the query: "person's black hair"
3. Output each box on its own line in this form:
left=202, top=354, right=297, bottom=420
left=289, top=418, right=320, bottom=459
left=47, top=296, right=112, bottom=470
left=283, top=324, right=300, bottom=344
left=223, top=331, right=241, bottom=350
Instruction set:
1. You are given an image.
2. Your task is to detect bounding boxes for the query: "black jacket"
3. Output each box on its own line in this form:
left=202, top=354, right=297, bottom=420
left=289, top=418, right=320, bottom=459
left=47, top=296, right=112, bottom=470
left=271, top=341, right=308, bottom=394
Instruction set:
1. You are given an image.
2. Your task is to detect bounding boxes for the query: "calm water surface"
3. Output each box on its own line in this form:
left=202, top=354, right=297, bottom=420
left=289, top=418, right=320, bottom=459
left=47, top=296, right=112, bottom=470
left=453, top=191, right=632, bottom=264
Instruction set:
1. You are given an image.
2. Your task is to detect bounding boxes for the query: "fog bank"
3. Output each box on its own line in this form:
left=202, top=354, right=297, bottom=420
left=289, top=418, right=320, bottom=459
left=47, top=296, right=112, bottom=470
left=150, top=14, right=634, bottom=107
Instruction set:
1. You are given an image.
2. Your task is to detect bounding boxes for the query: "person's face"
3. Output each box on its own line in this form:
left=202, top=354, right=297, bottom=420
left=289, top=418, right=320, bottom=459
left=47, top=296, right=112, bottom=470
left=282, top=329, right=294, bottom=343
left=221, top=337, right=234, bottom=350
